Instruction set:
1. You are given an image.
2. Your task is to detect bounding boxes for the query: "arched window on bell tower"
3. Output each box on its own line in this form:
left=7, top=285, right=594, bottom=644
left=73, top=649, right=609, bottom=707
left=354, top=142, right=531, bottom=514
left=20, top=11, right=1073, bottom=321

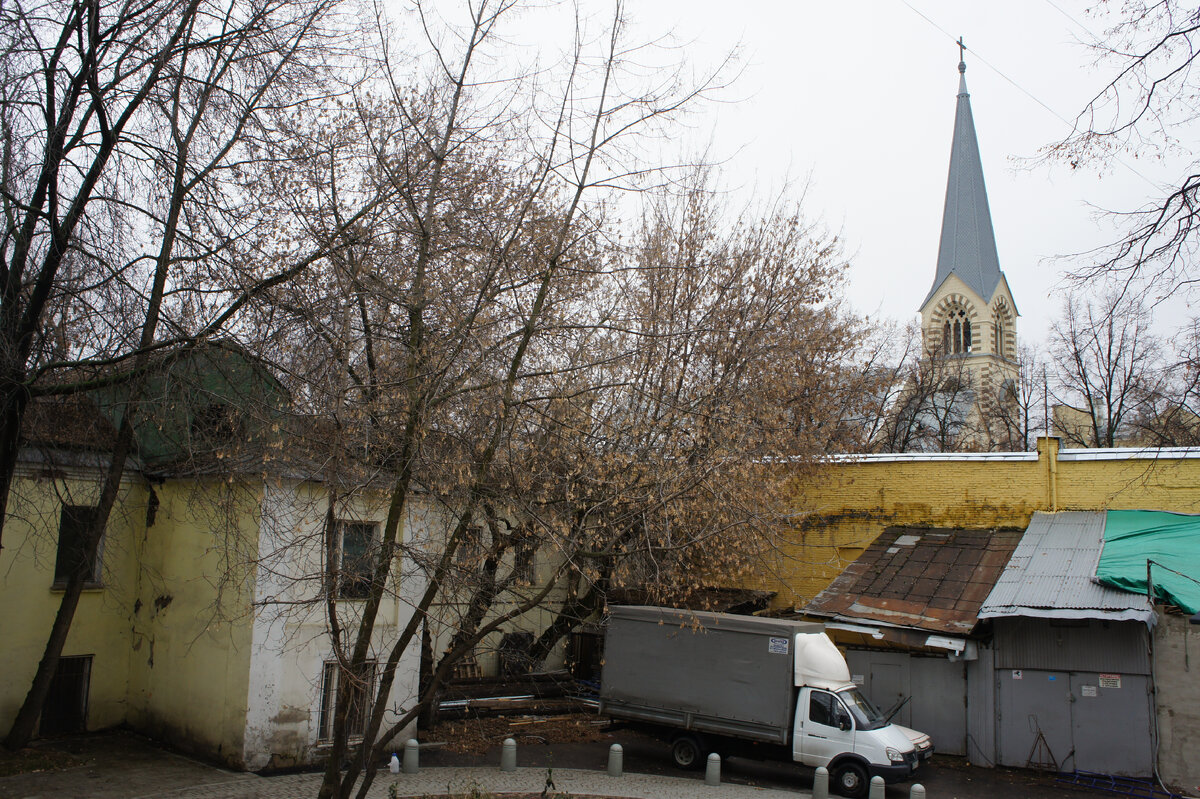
left=942, top=307, right=971, bottom=354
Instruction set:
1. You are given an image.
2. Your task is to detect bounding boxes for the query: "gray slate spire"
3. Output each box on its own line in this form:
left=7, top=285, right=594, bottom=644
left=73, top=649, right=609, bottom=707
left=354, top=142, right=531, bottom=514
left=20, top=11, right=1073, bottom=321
left=921, top=58, right=1005, bottom=307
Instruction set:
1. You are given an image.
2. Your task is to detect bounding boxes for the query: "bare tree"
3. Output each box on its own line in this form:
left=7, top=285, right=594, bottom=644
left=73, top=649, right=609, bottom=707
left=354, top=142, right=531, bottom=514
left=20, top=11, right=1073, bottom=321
left=872, top=325, right=977, bottom=453
left=977, top=346, right=1046, bottom=451
left=1, top=0, right=364, bottom=750
left=227, top=3, right=736, bottom=797
left=1049, top=292, right=1162, bottom=447
left=1130, top=319, right=1200, bottom=444
left=1049, top=2, right=1200, bottom=295
left=507, top=172, right=857, bottom=663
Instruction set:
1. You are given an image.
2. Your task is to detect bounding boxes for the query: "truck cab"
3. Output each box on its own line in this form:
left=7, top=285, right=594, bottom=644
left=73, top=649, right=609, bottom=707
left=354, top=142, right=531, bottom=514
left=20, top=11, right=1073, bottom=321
left=794, top=684, right=922, bottom=797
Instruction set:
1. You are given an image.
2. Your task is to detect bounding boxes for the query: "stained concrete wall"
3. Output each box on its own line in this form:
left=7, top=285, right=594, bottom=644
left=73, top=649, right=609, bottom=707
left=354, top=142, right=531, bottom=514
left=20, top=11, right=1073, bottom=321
left=243, top=481, right=423, bottom=770
left=126, top=478, right=260, bottom=767
left=1152, top=611, right=1200, bottom=792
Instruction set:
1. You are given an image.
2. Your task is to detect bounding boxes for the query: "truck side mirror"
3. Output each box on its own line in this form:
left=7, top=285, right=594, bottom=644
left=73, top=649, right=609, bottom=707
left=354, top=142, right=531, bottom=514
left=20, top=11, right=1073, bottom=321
left=837, top=714, right=851, bottom=732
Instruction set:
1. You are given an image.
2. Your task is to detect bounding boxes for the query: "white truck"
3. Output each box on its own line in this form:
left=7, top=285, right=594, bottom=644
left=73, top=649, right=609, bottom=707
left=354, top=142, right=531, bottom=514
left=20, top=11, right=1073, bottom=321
left=599, top=606, right=932, bottom=798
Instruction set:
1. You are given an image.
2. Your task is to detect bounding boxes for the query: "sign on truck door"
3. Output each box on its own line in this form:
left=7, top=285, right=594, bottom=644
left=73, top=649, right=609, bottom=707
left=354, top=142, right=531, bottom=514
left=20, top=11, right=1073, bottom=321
left=794, top=689, right=854, bottom=766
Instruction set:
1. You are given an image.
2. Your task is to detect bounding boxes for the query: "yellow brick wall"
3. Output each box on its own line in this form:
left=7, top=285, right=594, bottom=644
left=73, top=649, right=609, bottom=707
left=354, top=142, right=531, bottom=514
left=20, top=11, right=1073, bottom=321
left=756, top=439, right=1200, bottom=610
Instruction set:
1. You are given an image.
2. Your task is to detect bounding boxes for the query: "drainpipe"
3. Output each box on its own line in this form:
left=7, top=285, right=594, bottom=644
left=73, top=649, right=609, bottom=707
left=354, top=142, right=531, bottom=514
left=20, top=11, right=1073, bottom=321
left=1036, top=436, right=1059, bottom=511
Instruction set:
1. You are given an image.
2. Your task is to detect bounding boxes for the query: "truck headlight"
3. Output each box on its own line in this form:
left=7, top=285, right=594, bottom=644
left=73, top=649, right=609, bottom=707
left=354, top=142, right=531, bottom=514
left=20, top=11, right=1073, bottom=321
left=886, top=747, right=906, bottom=763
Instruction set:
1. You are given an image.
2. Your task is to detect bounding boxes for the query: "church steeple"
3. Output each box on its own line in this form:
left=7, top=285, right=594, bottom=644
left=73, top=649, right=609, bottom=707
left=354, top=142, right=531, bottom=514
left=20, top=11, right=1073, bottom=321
left=920, top=49, right=1008, bottom=309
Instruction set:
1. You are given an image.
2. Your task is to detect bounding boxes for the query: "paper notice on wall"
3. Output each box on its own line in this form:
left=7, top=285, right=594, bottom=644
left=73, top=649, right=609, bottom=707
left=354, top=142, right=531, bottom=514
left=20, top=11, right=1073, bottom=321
left=1081, top=685, right=1097, bottom=697
left=1012, top=670, right=1022, bottom=680
left=1099, top=674, right=1121, bottom=688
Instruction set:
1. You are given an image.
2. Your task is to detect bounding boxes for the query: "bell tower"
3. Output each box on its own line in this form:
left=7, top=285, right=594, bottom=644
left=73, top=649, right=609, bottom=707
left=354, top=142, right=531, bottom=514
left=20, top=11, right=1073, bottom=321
left=918, top=46, right=1019, bottom=400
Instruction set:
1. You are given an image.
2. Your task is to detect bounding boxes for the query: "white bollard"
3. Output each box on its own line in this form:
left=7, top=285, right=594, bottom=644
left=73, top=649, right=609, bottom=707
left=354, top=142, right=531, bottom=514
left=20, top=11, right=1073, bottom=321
left=869, top=774, right=886, bottom=799
left=607, top=743, right=623, bottom=777
left=402, top=738, right=419, bottom=774
left=501, top=737, right=517, bottom=772
left=812, top=765, right=829, bottom=799
left=705, top=752, right=721, bottom=786
left=910, top=785, right=926, bottom=799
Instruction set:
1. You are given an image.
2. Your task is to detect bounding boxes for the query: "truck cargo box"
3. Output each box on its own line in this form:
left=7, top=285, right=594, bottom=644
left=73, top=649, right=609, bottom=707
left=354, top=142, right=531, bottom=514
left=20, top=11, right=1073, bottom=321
left=600, top=605, right=824, bottom=744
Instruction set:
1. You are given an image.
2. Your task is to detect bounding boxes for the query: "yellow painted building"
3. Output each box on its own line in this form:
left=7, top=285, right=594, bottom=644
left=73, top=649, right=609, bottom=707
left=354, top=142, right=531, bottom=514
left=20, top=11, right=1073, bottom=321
left=0, top=462, right=147, bottom=735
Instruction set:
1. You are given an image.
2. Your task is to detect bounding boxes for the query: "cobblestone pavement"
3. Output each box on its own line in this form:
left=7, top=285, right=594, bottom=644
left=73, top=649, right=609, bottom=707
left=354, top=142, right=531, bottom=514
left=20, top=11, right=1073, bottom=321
left=114, top=767, right=815, bottom=799
left=0, top=729, right=1133, bottom=799
left=0, top=732, right=812, bottom=799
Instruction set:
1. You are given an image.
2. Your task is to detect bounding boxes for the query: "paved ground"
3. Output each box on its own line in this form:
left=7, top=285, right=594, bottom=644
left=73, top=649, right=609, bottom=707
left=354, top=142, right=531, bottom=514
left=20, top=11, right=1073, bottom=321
left=0, top=729, right=1149, bottom=799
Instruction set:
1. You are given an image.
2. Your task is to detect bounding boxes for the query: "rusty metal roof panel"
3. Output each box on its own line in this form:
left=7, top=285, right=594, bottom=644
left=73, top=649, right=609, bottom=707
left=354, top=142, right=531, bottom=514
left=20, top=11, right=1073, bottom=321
left=978, top=511, right=1154, bottom=623
left=805, top=525, right=1022, bottom=636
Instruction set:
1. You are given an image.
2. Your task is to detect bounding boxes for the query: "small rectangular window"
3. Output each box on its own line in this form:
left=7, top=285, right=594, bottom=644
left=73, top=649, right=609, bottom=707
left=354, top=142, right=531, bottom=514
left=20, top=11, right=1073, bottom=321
left=53, top=505, right=102, bottom=587
left=336, top=521, right=377, bottom=599
left=318, top=659, right=377, bottom=741
left=513, top=549, right=536, bottom=584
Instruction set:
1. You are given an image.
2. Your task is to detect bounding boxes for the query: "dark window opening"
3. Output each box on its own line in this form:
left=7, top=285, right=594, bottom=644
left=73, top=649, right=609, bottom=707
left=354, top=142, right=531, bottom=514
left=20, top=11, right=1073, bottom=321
left=40, top=655, right=92, bottom=735
left=318, top=659, right=376, bottom=741
left=943, top=309, right=972, bottom=355
left=336, top=521, right=377, bottom=599
left=513, top=549, right=536, bottom=585
left=54, top=505, right=102, bottom=587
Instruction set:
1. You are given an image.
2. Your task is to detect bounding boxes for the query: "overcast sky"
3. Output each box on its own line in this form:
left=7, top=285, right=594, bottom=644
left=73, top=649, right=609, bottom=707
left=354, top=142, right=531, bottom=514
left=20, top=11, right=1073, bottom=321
left=614, top=1, right=1195, bottom=347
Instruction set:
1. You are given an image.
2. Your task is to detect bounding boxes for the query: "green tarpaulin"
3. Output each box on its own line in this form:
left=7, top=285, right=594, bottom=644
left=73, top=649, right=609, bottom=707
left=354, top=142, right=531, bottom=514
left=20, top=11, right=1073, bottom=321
left=1099, top=510, right=1200, bottom=615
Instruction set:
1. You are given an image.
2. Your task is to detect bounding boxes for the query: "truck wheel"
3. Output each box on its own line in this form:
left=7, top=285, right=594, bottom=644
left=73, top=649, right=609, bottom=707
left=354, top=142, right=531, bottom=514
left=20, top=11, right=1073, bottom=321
left=670, top=735, right=703, bottom=770
left=831, top=761, right=869, bottom=798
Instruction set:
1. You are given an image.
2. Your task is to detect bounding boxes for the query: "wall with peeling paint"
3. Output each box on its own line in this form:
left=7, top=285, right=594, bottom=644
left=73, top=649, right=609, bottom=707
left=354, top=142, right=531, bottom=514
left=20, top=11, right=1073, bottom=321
left=241, top=481, right=425, bottom=770
left=125, top=478, right=260, bottom=767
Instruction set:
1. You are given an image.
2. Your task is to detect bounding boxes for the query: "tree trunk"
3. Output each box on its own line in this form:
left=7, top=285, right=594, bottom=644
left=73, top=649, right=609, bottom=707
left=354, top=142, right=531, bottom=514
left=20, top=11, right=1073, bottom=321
left=0, top=382, right=31, bottom=553
left=528, top=579, right=606, bottom=668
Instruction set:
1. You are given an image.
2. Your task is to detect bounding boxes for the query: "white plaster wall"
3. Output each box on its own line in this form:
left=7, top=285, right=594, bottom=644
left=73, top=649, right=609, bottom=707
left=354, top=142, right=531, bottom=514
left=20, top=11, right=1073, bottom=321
left=1153, top=611, right=1200, bottom=792
left=242, top=482, right=428, bottom=770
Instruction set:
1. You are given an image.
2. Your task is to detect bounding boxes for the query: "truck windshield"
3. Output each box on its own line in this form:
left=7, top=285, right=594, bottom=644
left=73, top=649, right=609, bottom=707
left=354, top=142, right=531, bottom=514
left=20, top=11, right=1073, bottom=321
left=838, top=688, right=888, bottom=731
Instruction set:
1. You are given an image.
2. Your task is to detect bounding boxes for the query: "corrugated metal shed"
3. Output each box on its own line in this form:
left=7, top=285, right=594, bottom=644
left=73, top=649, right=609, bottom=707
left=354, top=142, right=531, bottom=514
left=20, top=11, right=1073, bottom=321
left=978, top=511, right=1155, bottom=625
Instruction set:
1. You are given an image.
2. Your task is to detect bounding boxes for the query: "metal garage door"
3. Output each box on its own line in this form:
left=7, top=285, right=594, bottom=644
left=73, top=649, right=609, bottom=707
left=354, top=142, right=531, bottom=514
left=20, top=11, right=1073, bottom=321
left=846, top=649, right=967, bottom=755
left=996, top=668, right=1153, bottom=775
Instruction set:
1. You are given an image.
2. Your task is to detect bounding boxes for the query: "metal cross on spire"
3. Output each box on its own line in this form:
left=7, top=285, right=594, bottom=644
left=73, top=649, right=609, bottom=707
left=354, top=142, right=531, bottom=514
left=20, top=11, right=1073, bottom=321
left=958, top=36, right=966, bottom=70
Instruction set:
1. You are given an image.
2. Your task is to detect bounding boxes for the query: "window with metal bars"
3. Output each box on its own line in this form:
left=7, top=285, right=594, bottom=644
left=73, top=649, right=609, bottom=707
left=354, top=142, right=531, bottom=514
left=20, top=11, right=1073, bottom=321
left=317, top=659, right=377, bottom=741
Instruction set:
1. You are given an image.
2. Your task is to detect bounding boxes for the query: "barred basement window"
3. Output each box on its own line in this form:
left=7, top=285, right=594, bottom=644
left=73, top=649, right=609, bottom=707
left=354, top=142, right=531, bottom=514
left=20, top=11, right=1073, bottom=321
left=318, top=659, right=377, bottom=741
